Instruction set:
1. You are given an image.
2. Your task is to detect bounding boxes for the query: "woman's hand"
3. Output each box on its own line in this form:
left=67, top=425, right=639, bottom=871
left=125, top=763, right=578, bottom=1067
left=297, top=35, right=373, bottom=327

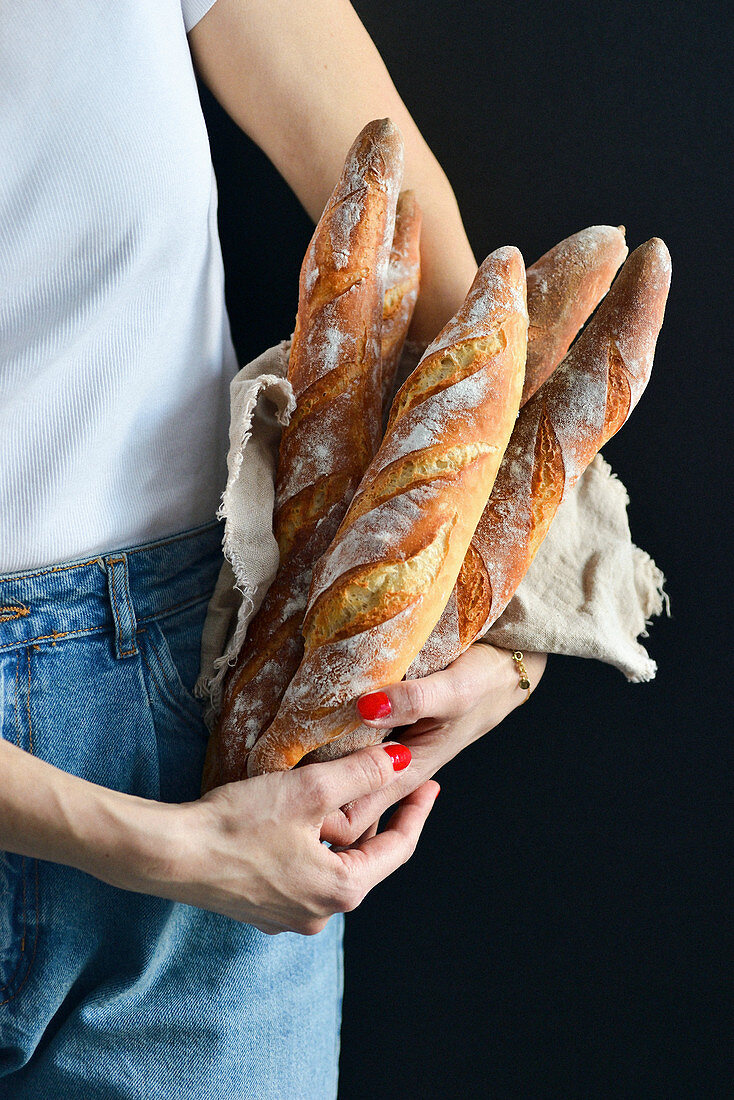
left=321, top=644, right=547, bottom=847
left=137, top=744, right=438, bottom=936
left=1, top=737, right=436, bottom=937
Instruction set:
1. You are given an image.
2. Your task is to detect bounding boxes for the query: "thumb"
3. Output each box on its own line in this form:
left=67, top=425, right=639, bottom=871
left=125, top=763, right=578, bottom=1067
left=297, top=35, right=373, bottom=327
left=355, top=646, right=504, bottom=730
left=295, top=742, right=412, bottom=823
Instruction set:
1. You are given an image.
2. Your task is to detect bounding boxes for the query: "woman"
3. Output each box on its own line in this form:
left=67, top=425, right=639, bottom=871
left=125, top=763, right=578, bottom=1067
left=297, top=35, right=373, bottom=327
left=0, top=1, right=545, bottom=1095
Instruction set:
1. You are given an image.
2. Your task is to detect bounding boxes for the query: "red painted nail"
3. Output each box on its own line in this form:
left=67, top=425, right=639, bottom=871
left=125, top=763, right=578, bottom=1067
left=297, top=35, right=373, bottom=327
left=434, top=784, right=441, bottom=798
left=383, top=744, right=411, bottom=771
left=358, top=691, right=392, bottom=721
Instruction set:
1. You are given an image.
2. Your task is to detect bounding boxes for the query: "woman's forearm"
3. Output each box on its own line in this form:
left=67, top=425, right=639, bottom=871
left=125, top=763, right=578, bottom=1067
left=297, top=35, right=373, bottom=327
left=0, top=738, right=182, bottom=891
left=187, top=0, right=479, bottom=345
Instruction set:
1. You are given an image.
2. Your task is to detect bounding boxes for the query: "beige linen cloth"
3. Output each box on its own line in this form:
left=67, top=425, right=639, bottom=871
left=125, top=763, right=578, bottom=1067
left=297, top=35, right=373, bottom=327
left=193, top=341, right=668, bottom=730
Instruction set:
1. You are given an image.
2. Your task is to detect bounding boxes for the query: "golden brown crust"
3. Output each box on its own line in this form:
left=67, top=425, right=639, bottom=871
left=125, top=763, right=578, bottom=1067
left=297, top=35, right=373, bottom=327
left=200, top=571, right=309, bottom=790
left=200, top=119, right=404, bottom=793
left=527, top=401, right=566, bottom=561
left=523, top=225, right=628, bottom=404
left=306, top=233, right=666, bottom=758
left=246, top=246, right=528, bottom=775
left=407, top=237, right=671, bottom=682
left=380, top=191, right=422, bottom=418
left=456, top=544, right=492, bottom=649
left=603, top=339, right=633, bottom=438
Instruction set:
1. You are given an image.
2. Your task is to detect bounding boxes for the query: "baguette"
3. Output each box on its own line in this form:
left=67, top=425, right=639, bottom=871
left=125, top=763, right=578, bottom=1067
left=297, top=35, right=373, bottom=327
left=380, top=190, right=422, bottom=419
left=305, top=238, right=670, bottom=765
left=409, top=236, right=672, bottom=679
left=303, top=223, right=630, bottom=763
left=523, top=225, right=628, bottom=403
left=246, top=246, right=528, bottom=775
left=200, top=119, right=403, bottom=792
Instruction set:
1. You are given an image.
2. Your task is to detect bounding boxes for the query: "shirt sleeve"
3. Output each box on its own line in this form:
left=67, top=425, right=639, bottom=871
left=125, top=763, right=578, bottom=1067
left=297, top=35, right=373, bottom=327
left=180, top=0, right=219, bottom=33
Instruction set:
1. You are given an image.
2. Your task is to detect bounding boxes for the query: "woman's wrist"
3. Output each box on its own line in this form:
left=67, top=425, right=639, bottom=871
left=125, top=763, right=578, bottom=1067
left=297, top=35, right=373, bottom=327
left=74, top=784, right=193, bottom=898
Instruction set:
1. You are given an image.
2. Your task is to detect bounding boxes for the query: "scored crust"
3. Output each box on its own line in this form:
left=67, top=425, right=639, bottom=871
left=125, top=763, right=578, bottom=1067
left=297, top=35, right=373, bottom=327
left=310, top=238, right=670, bottom=764
left=200, top=119, right=403, bottom=792
left=247, top=246, right=527, bottom=774
left=408, top=236, right=671, bottom=678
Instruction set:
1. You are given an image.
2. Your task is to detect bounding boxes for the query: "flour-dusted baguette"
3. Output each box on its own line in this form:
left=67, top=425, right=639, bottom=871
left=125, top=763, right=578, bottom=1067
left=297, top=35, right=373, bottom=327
left=380, top=190, right=422, bottom=418
left=523, top=225, right=628, bottom=403
left=246, top=246, right=528, bottom=775
left=200, top=119, right=403, bottom=792
left=303, top=224, right=630, bottom=763
left=409, top=236, right=672, bottom=679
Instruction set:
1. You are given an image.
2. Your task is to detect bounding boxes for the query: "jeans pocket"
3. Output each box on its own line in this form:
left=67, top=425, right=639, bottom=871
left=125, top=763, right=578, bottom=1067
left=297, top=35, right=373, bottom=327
left=137, top=599, right=210, bottom=734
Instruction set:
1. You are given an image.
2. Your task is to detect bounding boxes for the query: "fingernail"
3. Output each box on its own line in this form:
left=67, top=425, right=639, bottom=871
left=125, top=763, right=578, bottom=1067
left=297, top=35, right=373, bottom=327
left=358, top=691, right=392, bottom=721
left=383, top=744, right=411, bottom=771
left=434, top=784, right=441, bottom=798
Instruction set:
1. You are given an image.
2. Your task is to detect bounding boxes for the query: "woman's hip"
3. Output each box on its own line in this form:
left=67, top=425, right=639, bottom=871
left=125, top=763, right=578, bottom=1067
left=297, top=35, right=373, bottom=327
left=0, top=519, right=343, bottom=1098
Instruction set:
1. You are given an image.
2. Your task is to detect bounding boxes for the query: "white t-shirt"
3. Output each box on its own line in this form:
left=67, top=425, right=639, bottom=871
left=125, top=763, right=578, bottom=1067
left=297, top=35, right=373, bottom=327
left=0, top=0, right=239, bottom=572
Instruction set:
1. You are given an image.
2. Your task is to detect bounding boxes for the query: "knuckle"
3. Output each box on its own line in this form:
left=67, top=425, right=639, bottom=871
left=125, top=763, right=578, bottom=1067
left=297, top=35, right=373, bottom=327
left=331, top=810, right=363, bottom=848
left=356, top=750, right=389, bottom=792
left=326, top=818, right=354, bottom=847
left=300, top=769, right=331, bottom=809
left=298, top=917, right=329, bottom=937
left=328, top=863, right=362, bottom=913
left=447, top=668, right=474, bottom=710
left=335, top=884, right=363, bottom=914
left=400, top=677, right=429, bottom=720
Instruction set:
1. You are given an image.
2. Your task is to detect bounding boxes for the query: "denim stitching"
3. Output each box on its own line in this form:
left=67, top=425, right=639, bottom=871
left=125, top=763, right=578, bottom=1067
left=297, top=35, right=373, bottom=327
left=0, top=627, right=106, bottom=653
left=118, top=558, right=139, bottom=658
left=0, top=604, right=30, bottom=623
left=0, top=590, right=212, bottom=654
left=107, top=559, right=137, bottom=659
left=0, top=558, right=99, bottom=587
left=110, top=557, right=138, bottom=657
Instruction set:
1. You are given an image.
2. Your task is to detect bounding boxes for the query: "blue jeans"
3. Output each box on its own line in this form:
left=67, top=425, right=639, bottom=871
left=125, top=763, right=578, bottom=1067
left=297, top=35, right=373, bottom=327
left=0, top=520, right=343, bottom=1099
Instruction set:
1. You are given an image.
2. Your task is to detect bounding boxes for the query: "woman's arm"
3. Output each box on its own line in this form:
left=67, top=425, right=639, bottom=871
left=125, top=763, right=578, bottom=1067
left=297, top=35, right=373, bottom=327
left=186, top=0, right=478, bottom=345
left=187, top=0, right=548, bottom=827
left=0, top=736, right=437, bottom=934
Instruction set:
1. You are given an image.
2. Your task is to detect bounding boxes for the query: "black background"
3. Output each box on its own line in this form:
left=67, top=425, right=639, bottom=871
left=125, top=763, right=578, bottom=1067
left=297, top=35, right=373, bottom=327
left=195, top=1, right=730, bottom=1094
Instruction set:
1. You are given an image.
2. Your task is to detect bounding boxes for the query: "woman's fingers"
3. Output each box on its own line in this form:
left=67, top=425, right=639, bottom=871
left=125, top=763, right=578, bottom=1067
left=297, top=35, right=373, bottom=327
left=355, top=644, right=547, bottom=734
left=294, top=741, right=412, bottom=824
left=329, top=817, right=380, bottom=853
left=326, top=781, right=440, bottom=905
left=355, top=644, right=503, bottom=732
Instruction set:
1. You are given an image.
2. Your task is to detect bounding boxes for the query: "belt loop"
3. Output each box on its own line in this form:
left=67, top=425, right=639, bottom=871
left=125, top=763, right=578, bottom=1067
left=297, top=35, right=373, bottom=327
left=104, top=554, right=138, bottom=659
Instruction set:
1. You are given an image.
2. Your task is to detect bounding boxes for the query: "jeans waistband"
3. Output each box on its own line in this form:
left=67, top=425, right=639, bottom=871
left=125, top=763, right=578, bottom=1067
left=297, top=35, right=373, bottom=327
left=0, top=520, right=224, bottom=657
